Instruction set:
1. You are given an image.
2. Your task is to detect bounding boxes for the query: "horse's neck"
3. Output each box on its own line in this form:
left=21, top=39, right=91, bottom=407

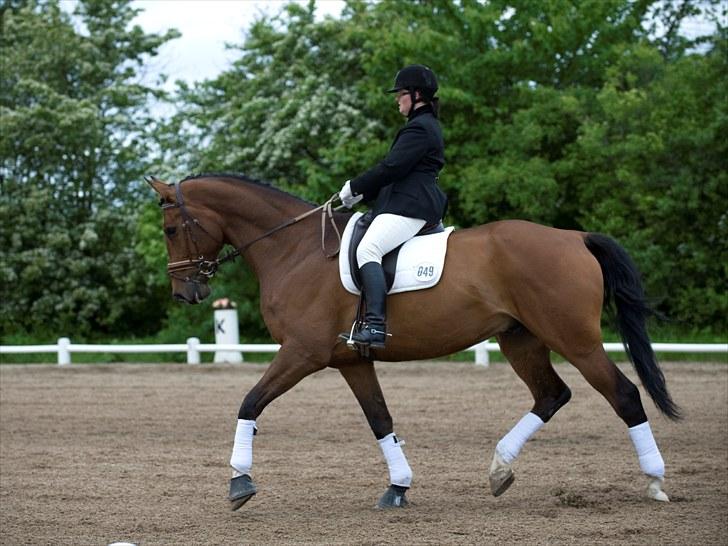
left=191, top=178, right=316, bottom=278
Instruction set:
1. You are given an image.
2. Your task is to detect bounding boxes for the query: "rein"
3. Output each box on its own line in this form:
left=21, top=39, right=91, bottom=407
left=163, top=180, right=343, bottom=283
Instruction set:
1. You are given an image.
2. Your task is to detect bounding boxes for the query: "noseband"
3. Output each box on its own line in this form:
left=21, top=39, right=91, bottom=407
left=159, top=180, right=341, bottom=284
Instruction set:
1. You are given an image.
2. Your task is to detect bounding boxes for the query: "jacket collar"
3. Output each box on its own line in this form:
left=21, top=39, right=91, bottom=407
left=407, top=103, right=434, bottom=121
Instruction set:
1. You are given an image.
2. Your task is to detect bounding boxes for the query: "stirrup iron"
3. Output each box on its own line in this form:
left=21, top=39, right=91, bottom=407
left=346, top=321, right=359, bottom=349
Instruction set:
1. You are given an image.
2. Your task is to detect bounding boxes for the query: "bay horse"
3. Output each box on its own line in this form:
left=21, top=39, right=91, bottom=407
left=148, top=173, right=680, bottom=510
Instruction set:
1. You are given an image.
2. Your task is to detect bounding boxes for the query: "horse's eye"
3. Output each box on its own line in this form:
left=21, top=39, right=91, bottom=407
left=165, top=226, right=177, bottom=237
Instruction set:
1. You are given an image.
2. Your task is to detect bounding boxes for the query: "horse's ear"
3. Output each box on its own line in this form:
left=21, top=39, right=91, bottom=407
left=145, top=176, right=171, bottom=197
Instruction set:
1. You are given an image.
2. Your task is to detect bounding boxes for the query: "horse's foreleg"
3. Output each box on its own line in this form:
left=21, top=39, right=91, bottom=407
left=565, top=347, right=669, bottom=502
left=490, top=327, right=571, bottom=497
left=229, top=343, right=326, bottom=510
left=338, top=361, right=411, bottom=509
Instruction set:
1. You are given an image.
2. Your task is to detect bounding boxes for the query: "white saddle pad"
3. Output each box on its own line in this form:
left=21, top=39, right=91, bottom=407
left=339, top=212, right=455, bottom=295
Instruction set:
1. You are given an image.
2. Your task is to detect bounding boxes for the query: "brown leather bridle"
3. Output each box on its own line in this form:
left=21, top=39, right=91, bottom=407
left=156, top=179, right=342, bottom=284
left=162, top=181, right=222, bottom=283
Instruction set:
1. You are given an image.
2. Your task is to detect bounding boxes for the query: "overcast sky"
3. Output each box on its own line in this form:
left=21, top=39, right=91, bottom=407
left=131, top=0, right=345, bottom=88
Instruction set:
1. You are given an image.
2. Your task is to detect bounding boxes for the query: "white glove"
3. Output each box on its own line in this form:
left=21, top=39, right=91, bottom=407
left=339, top=180, right=363, bottom=208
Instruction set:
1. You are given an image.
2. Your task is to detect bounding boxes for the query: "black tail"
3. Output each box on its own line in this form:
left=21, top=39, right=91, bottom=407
left=584, top=233, right=681, bottom=420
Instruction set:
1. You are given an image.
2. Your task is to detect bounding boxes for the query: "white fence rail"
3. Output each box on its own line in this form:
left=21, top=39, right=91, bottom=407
left=1, top=338, right=726, bottom=366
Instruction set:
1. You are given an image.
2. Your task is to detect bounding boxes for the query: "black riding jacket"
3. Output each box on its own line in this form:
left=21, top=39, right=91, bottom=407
left=350, top=104, right=447, bottom=225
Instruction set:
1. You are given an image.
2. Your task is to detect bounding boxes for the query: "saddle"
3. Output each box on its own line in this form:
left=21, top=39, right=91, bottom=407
left=339, top=212, right=454, bottom=296
left=347, top=211, right=444, bottom=291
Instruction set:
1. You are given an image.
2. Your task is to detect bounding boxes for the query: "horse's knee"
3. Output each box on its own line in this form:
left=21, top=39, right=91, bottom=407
left=614, top=380, right=647, bottom=427
left=532, top=385, right=571, bottom=423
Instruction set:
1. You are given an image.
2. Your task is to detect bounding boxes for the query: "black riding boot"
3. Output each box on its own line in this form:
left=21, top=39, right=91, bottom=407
left=351, top=262, right=388, bottom=348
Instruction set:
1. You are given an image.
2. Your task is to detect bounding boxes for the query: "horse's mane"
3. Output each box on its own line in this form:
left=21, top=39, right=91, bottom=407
left=180, top=172, right=317, bottom=207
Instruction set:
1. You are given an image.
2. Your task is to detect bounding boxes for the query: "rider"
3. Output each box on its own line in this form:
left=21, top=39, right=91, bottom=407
left=339, top=64, right=447, bottom=349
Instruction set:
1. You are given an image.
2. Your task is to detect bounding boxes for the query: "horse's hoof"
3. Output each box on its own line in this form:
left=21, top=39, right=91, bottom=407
left=376, top=484, right=409, bottom=509
left=229, top=474, right=257, bottom=511
left=490, top=469, right=515, bottom=497
left=489, top=450, right=515, bottom=497
left=647, top=477, right=670, bottom=502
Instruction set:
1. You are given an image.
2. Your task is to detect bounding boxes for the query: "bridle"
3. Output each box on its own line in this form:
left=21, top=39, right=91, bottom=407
left=162, top=181, right=342, bottom=283
left=159, top=179, right=342, bottom=284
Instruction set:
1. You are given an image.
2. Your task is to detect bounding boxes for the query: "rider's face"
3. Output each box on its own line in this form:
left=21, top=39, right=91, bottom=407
left=396, top=89, right=412, bottom=116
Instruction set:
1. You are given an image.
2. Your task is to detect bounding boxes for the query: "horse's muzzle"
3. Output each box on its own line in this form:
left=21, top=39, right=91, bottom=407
left=173, top=281, right=211, bottom=304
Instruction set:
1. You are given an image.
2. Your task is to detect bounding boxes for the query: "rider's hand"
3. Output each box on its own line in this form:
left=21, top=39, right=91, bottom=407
left=339, top=180, right=363, bottom=209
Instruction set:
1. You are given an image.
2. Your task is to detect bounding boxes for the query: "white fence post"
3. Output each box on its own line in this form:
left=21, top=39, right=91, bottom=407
left=213, top=308, right=243, bottom=363
left=57, top=337, right=71, bottom=366
left=186, top=337, right=201, bottom=364
left=474, top=341, right=490, bottom=367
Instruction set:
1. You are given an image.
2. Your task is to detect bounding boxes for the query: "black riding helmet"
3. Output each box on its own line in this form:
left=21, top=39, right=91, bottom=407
left=387, top=64, right=438, bottom=116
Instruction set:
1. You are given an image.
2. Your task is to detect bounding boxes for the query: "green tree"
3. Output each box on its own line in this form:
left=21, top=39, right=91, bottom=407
left=0, top=0, right=179, bottom=339
left=163, top=1, right=384, bottom=201
left=572, top=38, right=728, bottom=329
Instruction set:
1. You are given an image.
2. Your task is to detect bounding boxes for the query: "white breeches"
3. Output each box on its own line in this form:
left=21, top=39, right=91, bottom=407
left=357, top=213, right=426, bottom=268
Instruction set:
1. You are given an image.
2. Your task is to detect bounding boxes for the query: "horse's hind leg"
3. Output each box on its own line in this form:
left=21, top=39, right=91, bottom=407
left=337, top=360, right=411, bottom=509
left=489, top=326, right=571, bottom=497
left=564, top=346, right=669, bottom=501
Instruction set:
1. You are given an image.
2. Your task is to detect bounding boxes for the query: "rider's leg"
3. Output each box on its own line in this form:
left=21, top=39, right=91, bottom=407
left=352, top=262, right=389, bottom=348
left=353, top=214, right=425, bottom=347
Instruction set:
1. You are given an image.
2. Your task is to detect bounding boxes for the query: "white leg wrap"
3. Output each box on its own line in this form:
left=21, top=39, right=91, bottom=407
left=629, top=421, right=665, bottom=478
left=496, top=412, right=545, bottom=464
left=378, top=433, right=412, bottom=488
left=230, top=419, right=256, bottom=476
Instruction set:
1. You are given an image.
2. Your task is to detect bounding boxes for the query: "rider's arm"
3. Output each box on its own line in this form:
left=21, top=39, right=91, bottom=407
left=349, top=123, right=429, bottom=201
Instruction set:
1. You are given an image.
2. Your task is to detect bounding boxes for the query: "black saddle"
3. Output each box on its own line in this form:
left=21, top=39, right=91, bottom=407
left=348, top=211, right=444, bottom=291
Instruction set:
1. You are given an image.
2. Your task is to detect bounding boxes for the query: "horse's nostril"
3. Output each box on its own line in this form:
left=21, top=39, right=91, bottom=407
left=174, top=293, right=190, bottom=303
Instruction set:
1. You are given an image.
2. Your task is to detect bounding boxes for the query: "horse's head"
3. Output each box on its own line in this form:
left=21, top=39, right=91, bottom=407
left=148, top=177, right=225, bottom=304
